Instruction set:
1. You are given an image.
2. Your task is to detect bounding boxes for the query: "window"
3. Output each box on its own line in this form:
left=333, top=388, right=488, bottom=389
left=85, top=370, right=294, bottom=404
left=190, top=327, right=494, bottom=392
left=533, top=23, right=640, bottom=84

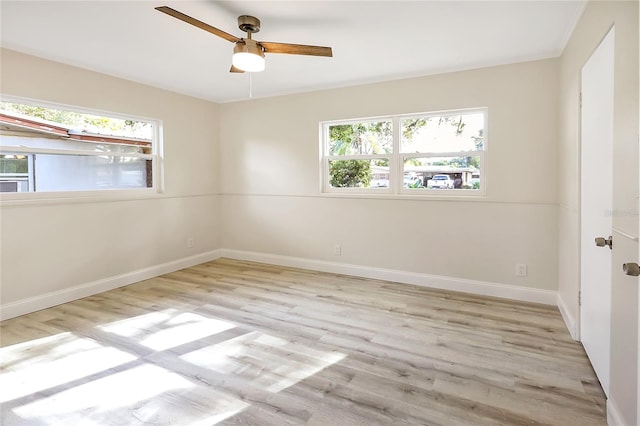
left=0, top=97, right=161, bottom=196
left=322, top=109, right=485, bottom=195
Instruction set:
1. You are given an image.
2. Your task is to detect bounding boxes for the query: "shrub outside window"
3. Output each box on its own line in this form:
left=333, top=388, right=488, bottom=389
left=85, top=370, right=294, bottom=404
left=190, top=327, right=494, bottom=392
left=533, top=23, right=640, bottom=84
left=325, top=120, right=392, bottom=189
left=322, top=109, right=485, bottom=195
left=0, top=97, right=161, bottom=197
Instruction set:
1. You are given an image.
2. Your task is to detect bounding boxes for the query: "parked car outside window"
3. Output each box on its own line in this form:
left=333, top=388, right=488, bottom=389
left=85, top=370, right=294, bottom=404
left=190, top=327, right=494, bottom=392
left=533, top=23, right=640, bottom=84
left=427, top=174, right=453, bottom=189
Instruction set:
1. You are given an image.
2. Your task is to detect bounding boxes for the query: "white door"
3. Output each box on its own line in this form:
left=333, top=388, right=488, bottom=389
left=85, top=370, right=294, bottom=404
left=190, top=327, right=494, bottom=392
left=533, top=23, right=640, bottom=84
left=580, top=27, right=615, bottom=397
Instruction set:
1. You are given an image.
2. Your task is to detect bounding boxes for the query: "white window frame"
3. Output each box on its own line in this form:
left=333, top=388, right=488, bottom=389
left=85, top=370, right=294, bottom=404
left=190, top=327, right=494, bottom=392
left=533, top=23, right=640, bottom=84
left=0, top=95, right=164, bottom=204
left=321, top=108, right=487, bottom=197
left=321, top=116, right=394, bottom=195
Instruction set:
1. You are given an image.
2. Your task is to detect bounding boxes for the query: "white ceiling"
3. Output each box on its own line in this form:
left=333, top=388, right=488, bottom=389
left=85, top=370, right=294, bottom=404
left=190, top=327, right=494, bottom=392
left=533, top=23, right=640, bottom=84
left=1, top=1, right=586, bottom=103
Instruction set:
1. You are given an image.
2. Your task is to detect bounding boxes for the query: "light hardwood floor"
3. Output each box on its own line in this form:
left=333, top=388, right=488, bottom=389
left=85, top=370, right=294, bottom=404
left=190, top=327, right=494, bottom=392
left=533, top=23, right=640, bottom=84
left=1, top=258, right=606, bottom=425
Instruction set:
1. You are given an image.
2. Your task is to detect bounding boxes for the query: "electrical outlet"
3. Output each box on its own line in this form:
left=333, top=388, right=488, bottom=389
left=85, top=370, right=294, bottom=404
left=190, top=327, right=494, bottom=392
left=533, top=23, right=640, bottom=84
left=187, top=238, right=195, bottom=248
left=333, top=244, right=342, bottom=256
left=516, top=263, right=528, bottom=277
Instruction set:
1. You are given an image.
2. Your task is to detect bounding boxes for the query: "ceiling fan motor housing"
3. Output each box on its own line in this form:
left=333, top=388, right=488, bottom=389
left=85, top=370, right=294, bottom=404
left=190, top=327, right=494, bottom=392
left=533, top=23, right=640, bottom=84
left=238, top=15, right=260, bottom=34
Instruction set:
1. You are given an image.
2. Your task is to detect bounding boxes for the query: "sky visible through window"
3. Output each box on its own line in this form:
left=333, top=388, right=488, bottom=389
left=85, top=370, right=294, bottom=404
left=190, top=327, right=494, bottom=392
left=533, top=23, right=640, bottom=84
left=401, top=113, right=484, bottom=154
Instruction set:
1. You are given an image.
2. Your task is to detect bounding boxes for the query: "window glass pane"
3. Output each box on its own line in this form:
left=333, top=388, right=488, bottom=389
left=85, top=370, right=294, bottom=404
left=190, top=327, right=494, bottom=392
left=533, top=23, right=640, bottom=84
left=0, top=101, right=153, bottom=139
left=0, top=99, right=157, bottom=194
left=400, top=112, right=484, bottom=153
left=328, top=159, right=389, bottom=188
left=328, top=121, right=392, bottom=155
left=32, top=154, right=151, bottom=192
left=404, top=156, right=480, bottom=190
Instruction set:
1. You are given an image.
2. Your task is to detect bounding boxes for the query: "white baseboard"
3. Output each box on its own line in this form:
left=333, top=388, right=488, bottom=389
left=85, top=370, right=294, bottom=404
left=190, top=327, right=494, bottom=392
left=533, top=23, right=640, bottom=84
left=219, top=249, right=558, bottom=305
left=557, top=293, right=579, bottom=340
left=2, top=248, right=558, bottom=321
left=0, top=249, right=223, bottom=321
left=607, top=398, right=628, bottom=426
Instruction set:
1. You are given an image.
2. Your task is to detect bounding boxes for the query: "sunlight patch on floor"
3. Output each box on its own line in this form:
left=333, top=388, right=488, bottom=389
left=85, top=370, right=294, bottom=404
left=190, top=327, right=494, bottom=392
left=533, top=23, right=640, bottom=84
left=97, top=310, right=174, bottom=337
left=12, top=364, right=192, bottom=418
left=140, top=312, right=236, bottom=351
left=99, top=309, right=236, bottom=351
left=2, top=310, right=346, bottom=425
left=10, top=362, right=250, bottom=425
left=181, top=330, right=347, bottom=393
left=0, top=332, right=73, bottom=365
left=0, top=332, right=136, bottom=403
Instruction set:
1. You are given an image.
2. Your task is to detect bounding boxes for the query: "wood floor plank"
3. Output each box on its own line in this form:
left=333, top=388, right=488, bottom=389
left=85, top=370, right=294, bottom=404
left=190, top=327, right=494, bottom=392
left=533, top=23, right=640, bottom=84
left=0, top=258, right=606, bottom=425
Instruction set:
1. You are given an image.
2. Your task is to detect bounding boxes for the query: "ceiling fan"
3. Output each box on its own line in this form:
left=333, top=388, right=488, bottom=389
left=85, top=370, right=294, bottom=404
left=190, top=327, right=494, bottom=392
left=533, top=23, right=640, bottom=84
left=155, top=6, right=333, bottom=73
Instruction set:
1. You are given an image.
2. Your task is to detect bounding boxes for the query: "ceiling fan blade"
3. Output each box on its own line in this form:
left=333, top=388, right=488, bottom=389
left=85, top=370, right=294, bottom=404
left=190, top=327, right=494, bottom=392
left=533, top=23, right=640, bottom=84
left=260, top=41, right=333, bottom=57
left=155, top=6, right=240, bottom=43
left=230, top=65, right=245, bottom=73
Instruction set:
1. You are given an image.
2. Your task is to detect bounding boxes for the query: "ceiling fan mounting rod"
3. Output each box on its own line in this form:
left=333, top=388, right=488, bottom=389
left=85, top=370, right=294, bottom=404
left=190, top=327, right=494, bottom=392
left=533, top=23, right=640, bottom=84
left=238, top=15, right=260, bottom=34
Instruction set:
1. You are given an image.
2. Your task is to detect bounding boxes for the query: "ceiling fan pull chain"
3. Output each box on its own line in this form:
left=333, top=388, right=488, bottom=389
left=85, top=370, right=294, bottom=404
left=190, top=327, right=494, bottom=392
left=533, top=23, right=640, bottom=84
left=249, top=72, right=253, bottom=99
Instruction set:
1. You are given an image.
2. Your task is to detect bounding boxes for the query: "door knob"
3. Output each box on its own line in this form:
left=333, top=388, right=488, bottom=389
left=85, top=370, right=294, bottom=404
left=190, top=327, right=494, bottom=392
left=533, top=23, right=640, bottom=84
left=623, top=263, right=640, bottom=276
left=595, top=236, right=613, bottom=249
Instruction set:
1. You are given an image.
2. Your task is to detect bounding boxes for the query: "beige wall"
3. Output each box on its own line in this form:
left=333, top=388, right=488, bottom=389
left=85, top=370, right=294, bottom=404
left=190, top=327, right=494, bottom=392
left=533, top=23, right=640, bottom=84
left=558, top=1, right=639, bottom=424
left=1, top=52, right=562, bottom=315
left=0, top=49, right=221, bottom=308
left=219, top=59, right=560, bottom=292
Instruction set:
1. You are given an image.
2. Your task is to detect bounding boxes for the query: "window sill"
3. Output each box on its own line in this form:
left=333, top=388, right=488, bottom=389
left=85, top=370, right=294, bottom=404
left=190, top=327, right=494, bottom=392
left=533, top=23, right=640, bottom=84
left=320, top=189, right=487, bottom=202
left=0, top=188, right=165, bottom=207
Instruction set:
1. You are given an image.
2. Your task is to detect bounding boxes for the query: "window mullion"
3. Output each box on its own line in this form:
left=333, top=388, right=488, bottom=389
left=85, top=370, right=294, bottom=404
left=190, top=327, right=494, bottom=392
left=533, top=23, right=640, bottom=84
left=391, top=116, right=401, bottom=194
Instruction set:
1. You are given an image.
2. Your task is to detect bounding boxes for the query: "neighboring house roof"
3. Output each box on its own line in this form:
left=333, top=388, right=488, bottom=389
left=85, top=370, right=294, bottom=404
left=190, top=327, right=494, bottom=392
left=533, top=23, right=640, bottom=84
left=0, top=112, right=151, bottom=148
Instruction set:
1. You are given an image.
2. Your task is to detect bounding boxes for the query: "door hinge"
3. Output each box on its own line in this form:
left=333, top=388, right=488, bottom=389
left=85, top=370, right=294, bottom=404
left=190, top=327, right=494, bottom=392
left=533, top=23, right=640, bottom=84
left=578, top=290, right=581, bottom=306
left=579, top=92, right=582, bottom=107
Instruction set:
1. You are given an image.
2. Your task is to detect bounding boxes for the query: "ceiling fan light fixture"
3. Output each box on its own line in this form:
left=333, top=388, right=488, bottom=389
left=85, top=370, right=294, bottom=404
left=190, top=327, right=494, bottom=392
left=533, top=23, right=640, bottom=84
left=232, top=40, right=265, bottom=72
